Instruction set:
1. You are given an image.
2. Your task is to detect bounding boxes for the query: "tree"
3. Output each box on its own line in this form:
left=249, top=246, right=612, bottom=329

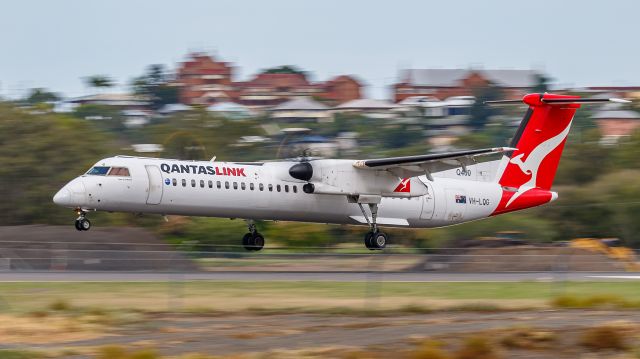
left=262, top=65, right=307, bottom=76
left=131, top=64, right=179, bottom=110
left=25, top=88, right=60, bottom=104
left=532, top=73, right=551, bottom=93
left=0, top=103, right=117, bottom=225
left=85, top=75, right=114, bottom=91
left=468, top=86, right=503, bottom=129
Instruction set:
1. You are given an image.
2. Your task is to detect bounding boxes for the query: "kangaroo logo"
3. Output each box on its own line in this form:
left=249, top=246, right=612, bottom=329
left=393, top=178, right=411, bottom=193
left=505, top=120, right=573, bottom=207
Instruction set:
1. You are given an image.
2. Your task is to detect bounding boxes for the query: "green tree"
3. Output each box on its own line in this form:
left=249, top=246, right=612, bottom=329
left=131, top=64, right=179, bottom=110
left=0, top=104, right=117, bottom=225
left=85, top=75, right=114, bottom=91
left=469, top=86, right=503, bottom=129
left=532, top=73, right=551, bottom=93
left=25, top=88, right=60, bottom=104
left=262, top=65, right=307, bottom=76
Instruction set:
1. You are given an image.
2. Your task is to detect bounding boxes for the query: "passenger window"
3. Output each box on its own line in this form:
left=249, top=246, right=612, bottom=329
left=285, top=185, right=289, bottom=193
left=250, top=183, right=254, bottom=191
left=108, top=167, right=130, bottom=177
left=293, top=185, right=297, bottom=193
left=225, top=181, right=229, bottom=189
left=191, top=179, right=196, bottom=188
left=277, top=184, right=281, bottom=192
left=208, top=180, right=213, bottom=188
left=268, top=184, right=273, bottom=192
left=200, top=180, right=204, bottom=188
left=241, top=182, right=246, bottom=190
left=233, top=182, right=238, bottom=190
left=217, top=181, right=221, bottom=189
left=172, top=178, right=177, bottom=186
left=87, top=166, right=110, bottom=176
left=182, top=179, right=186, bottom=187
left=259, top=183, right=264, bottom=191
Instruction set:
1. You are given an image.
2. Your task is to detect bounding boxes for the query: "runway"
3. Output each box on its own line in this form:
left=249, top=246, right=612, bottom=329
left=0, top=271, right=638, bottom=282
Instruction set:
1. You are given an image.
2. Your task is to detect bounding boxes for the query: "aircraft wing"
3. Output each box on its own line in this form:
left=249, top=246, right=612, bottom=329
left=352, top=147, right=516, bottom=178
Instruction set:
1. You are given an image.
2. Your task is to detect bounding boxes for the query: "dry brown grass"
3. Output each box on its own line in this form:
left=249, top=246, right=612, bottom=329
left=410, top=340, right=451, bottom=359
left=579, top=325, right=627, bottom=351
left=453, top=336, right=502, bottom=359
left=499, top=327, right=556, bottom=350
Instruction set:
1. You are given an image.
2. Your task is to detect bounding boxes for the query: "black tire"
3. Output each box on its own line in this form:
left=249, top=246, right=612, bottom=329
left=80, top=218, right=91, bottom=231
left=242, top=233, right=253, bottom=251
left=372, top=232, right=387, bottom=250
left=364, top=232, right=374, bottom=250
left=251, top=233, right=265, bottom=251
left=74, top=219, right=83, bottom=231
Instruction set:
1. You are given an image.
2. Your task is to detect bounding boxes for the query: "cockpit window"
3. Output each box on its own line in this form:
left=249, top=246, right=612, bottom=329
left=108, top=167, right=130, bottom=177
left=87, top=166, right=110, bottom=175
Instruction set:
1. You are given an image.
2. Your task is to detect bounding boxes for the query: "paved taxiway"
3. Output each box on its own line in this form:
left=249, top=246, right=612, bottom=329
left=0, top=271, right=638, bottom=282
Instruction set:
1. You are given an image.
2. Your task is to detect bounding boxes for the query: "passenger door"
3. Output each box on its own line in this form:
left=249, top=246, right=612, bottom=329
left=420, top=181, right=435, bottom=219
left=145, top=165, right=164, bottom=205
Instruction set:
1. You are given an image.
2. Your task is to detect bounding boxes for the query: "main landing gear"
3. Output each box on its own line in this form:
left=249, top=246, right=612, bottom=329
left=74, top=209, right=91, bottom=231
left=358, top=203, right=388, bottom=250
left=242, top=220, right=265, bottom=251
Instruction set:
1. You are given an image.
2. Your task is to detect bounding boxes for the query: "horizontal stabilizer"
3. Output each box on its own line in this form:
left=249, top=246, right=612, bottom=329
left=486, top=95, right=630, bottom=106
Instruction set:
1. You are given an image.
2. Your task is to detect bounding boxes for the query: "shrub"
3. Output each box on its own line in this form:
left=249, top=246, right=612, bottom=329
left=500, top=327, right=555, bottom=349
left=48, top=299, right=72, bottom=311
left=454, top=336, right=502, bottom=359
left=580, top=326, right=627, bottom=351
left=411, top=340, right=451, bottom=359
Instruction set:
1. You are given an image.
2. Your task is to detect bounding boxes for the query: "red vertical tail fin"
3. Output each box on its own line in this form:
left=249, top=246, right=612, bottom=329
left=497, top=93, right=580, bottom=192
left=488, top=93, right=631, bottom=214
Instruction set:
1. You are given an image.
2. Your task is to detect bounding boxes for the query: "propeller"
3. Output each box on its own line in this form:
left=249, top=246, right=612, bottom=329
left=288, top=149, right=314, bottom=182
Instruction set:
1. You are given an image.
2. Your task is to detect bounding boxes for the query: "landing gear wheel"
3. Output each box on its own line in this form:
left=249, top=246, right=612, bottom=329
left=364, top=231, right=387, bottom=250
left=75, top=218, right=91, bottom=231
left=372, top=231, right=387, bottom=249
left=364, top=232, right=374, bottom=250
left=243, top=232, right=265, bottom=251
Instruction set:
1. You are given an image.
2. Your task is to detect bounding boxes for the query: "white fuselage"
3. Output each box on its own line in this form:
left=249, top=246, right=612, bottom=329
left=54, top=156, right=512, bottom=229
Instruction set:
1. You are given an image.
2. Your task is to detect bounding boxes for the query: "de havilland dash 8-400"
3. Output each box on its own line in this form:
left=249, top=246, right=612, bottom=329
left=53, top=93, right=628, bottom=251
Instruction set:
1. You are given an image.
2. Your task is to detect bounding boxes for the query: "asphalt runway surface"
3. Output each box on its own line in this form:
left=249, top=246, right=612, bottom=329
left=0, top=271, right=639, bottom=282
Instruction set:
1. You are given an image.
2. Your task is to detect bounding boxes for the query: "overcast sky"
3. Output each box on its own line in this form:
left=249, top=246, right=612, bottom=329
left=1, top=0, right=638, bottom=99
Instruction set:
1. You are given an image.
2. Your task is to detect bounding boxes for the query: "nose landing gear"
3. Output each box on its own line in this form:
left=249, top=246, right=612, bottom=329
left=74, top=209, right=91, bottom=231
left=242, top=220, right=264, bottom=251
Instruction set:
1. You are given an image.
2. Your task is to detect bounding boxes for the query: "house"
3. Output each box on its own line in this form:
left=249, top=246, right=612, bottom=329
left=175, top=52, right=235, bottom=105
left=236, top=73, right=318, bottom=107
left=333, top=99, right=400, bottom=118
left=393, top=69, right=542, bottom=102
left=158, top=103, right=192, bottom=115
left=289, top=135, right=337, bottom=157
left=270, top=97, right=332, bottom=122
left=206, top=102, right=253, bottom=119
left=237, top=72, right=363, bottom=107
left=317, top=75, right=363, bottom=104
left=592, top=107, right=640, bottom=144
left=69, top=93, right=149, bottom=108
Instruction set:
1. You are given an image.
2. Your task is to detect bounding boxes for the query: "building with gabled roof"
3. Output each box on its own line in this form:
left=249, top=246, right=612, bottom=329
left=175, top=52, right=235, bottom=105
left=270, top=97, right=332, bottom=122
left=393, top=68, right=543, bottom=102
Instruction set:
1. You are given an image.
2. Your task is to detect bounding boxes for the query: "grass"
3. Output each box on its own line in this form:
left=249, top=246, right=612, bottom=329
left=0, top=350, right=44, bottom=359
left=0, top=281, right=638, bottom=314
left=580, top=325, right=628, bottom=351
left=551, top=294, right=640, bottom=309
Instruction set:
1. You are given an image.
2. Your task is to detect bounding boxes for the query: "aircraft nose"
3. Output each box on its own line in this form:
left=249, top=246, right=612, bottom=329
left=53, top=188, right=72, bottom=206
left=53, top=179, right=86, bottom=207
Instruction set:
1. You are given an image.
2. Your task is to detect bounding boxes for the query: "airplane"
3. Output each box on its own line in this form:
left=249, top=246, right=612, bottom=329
left=53, top=93, right=629, bottom=251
